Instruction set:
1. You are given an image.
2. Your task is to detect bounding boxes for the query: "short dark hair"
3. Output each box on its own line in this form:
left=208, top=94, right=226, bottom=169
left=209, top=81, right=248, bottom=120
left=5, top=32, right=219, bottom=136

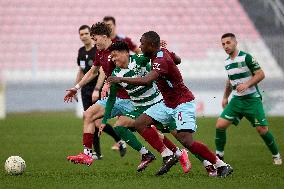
left=90, top=22, right=111, bottom=37
left=78, top=25, right=90, bottom=33
left=221, top=33, right=236, bottom=39
left=109, top=41, right=129, bottom=53
left=103, top=16, right=116, bottom=25
left=142, top=31, right=160, bottom=48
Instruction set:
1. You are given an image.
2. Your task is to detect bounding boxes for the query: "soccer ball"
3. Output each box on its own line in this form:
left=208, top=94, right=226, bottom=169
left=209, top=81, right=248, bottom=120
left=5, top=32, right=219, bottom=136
left=4, top=156, right=26, bottom=175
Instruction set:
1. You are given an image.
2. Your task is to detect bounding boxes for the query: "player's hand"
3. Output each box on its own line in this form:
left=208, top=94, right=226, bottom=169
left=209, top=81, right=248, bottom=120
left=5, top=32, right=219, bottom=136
left=98, top=124, right=106, bottom=136
left=107, top=76, right=121, bottom=84
left=222, top=98, right=229, bottom=109
left=101, top=82, right=110, bottom=98
left=92, top=90, right=100, bottom=102
left=160, top=40, right=167, bottom=48
left=236, top=83, right=249, bottom=94
left=64, top=88, right=78, bottom=103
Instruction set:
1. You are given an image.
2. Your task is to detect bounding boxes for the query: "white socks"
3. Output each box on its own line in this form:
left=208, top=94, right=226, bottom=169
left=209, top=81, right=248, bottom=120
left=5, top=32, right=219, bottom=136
left=84, top=148, right=93, bottom=157
left=139, top=147, right=149, bottom=155
left=161, top=148, right=173, bottom=157
left=175, top=148, right=182, bottom=158
left=216, top=150, right=224, bottom=157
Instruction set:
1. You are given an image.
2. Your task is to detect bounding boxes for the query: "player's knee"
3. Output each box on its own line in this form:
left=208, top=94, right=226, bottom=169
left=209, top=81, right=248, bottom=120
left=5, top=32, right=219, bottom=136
left=256, top=126, right=268, bottom=135
left=114, top=121, right=126, bottom=127
left=216, top=118, right=230, bottom=129
left=94, top=119, right=101, bottom=128
left=176, top=132, right=193, bottom=148
left=114, top=117, right=131, bottom=127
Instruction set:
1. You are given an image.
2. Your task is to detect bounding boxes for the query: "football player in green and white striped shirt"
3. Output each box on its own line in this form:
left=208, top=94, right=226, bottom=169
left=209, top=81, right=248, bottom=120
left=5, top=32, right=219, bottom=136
left=214, top=33, right=282, bottom=165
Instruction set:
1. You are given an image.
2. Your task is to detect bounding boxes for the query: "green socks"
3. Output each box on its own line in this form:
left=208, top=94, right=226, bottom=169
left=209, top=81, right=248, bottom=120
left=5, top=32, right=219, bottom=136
left=260, top=131, right=279, bottom=155
left=114, top=126, right=143, bottom=152
left=215, top=128, right=226, bottom=152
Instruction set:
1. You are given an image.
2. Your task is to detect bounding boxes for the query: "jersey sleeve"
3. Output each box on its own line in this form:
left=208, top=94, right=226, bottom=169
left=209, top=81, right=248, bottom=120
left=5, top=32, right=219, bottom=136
left=101, top=83, right=118, bottom=124
left=245, top=53, right=261, bottom=74
left=152, top=58, right=168, bottom=76
left=162, top=48, right=180, bottom=65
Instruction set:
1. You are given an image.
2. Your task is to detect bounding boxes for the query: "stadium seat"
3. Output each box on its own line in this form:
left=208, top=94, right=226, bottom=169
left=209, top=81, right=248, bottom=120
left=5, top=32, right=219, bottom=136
left=0, top=0, right=282, bottom=80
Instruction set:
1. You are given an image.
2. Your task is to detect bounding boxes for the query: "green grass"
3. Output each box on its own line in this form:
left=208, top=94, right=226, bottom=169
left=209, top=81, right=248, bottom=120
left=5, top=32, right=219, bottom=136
left=0, top=111, right=283, bottom=189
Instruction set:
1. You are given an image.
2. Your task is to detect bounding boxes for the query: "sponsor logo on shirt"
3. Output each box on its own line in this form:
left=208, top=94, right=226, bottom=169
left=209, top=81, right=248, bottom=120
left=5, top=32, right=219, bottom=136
left=153, top=62, right=160, bottom=70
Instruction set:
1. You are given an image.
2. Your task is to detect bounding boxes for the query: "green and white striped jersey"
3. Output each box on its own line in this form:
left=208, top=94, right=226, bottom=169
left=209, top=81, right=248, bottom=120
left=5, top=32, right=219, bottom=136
left=225, top=50, right=261, bottom=98
left=112, top=54, right=163, bottom=107
left=102, top=54, right=163, bottom=124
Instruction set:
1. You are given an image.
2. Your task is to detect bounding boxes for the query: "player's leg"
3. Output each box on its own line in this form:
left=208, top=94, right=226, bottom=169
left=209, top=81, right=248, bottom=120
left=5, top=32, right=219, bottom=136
left=81, top=89, right=102, bottom=159
left=94, top=117, right=126, bottom=157
left=173, top=101, right=233, bottom=177
left=256, top=126, right=282, bottom=165
left=215, top=98, right=241, bottom=160
left=92, top=127, right=102, bottom=159
left=134, top=113, right=179, bottom=175
left=113, top=116, right=156, bottom=171
left=66, top=103, right=102, bottom=166
left=215, top=118, right=232, bottom=160
left=162, top=121, right=214, bottom=176
left=193, top=154, right=217, bottom=177
left=141, top=102, right=181, bottom=175
left=94, top=99, right=124, bottom=146
left=66, top=103, right=105, bottom=165
left=108, top=98, right=136, bottom=151
left=154, top=124, right=191, bottom=174
left=245, top=98, right=281, bottom=165
left=170, top=126, right=217, bottom=176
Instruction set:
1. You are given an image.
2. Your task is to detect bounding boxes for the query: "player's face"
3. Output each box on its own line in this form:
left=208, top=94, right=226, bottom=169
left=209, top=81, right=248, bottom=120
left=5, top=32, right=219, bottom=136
left=92, top=34, right=108, bottom=50
left=79, top=28, right=92, bottom=45
left=111, top=50, right=129, bottom=68
left=104, top=20, right=115, bottom=36
left=221, top=37, right=237, bottom=55
left=140, top=36, right=154, bottom=57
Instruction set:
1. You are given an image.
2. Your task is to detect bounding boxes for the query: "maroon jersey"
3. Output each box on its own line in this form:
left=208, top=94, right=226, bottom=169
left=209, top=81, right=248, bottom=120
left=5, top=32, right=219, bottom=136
left=112, top=34, right=137, bottom=52
left=93, top=48, right=129, bottom=99
left=151, top=49, right=195, bottom=108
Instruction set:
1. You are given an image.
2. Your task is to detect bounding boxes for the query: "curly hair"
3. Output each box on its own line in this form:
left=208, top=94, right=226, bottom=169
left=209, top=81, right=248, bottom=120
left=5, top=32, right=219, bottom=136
left=90, top=22, right=111, bottom=37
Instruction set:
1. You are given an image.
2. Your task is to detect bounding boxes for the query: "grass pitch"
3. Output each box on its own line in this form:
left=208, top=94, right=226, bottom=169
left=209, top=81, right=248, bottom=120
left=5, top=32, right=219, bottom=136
left=0, top=111, right=283, bottom=189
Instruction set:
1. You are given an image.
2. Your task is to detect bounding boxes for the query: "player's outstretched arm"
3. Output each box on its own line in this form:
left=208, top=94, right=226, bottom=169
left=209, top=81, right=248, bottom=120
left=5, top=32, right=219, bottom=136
left=107, top=70, right=159, bottom=86
left=79, top=65, right=100, bottom=88
left=64, top=65, right=100, bottom=103
left=64, top=67, right=84, bottom=103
